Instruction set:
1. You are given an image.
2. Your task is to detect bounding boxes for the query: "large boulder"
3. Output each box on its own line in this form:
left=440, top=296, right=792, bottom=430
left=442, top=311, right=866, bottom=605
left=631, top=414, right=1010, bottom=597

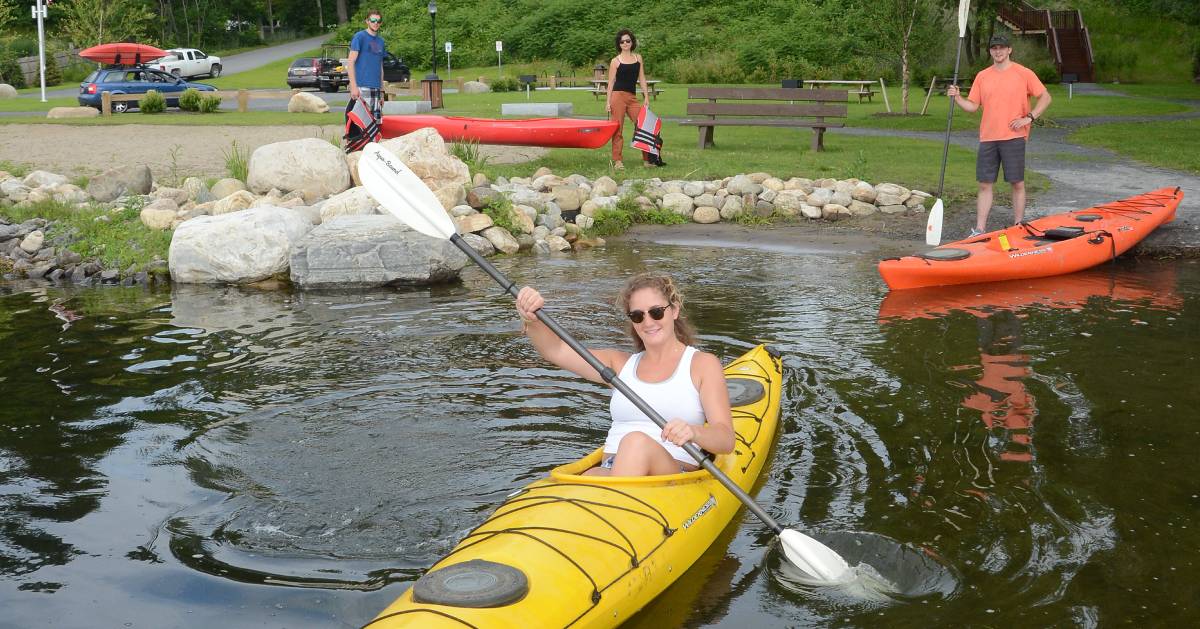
left=23, top=171, right=69, bottom=188
left=87, top=165, right=153, bottom=202
left=47, top=106, right=99, bottom=119
left=210, top=178, right=247, bottom=200
left=288, top=92, right=330, bottom=113
left=319, top=186, right=377, bottom=222
left=462, top=80, right=490, bottom=94
left=0, top=84, right=17, bottom=99
left=247, top=138, right=351, bottom=198
left=169, top=206, right=313, bottom=284
left=289, top=214, right=468, bottom=289
left=378, top=128, right=471, bottom=210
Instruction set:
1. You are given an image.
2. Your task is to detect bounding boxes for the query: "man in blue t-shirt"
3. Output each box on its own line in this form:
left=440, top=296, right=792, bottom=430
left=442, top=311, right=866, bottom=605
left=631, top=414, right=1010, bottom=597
left=345, top=8, right=386, bottom=152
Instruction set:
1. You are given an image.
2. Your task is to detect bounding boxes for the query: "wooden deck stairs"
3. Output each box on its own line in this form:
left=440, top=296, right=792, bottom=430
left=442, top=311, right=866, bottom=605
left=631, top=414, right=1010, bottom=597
left=996, top=1, right=1094, bottom=82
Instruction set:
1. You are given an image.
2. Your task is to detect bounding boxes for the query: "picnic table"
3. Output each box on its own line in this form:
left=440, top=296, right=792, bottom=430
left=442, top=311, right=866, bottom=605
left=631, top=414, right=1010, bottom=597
left=918, top=77, right=975, bottom=115
left=803, top=80, right=876, bottom=103
left=590, top=79, right=663, bottom=101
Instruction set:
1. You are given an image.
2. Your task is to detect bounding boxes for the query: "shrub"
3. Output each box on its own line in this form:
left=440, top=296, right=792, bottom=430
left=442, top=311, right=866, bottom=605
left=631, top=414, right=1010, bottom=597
left=0, top=56, right=26, bottom=89
left=198, top=93, right=222, bottom=113
left=587, top=206, right=634, bottom=236
left=44, top=53, right=61, bottom=86
left=483, top=196, right=524, bottom=234
left=489, top=76, right=519, bottom=92
left=6, top=38, right=37, bottom=58
left=178, top=88, right=202, bottom=112
left=140, top=90, right=166, bottom=114
left=1032, top=63, right=1059, bottom=85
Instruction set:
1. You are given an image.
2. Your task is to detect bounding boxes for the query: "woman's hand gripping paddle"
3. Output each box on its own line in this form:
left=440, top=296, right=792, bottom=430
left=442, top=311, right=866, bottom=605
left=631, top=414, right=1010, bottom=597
left=358, top=142, right=853, bottom=585
left=929, top=0, right=972, bottom=247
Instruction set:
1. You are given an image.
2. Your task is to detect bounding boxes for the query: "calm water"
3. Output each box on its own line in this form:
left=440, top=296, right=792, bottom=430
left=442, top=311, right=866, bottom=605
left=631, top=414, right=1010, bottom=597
left=1, top=240, right=1197, bottom=628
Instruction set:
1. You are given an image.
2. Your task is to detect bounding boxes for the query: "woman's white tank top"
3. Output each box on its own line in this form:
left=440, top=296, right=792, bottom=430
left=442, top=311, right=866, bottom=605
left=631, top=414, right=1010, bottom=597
left=606, top=345, right=705, bottom=464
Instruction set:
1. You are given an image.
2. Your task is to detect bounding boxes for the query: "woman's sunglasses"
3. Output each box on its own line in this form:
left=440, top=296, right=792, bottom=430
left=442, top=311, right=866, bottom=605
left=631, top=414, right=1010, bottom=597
left=627, top=305, right=669, bottom=323
left=620, top=39, right=632, bottom=44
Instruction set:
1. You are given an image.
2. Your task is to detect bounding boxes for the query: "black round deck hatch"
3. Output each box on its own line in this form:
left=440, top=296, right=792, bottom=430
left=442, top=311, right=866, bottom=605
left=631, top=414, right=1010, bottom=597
left=916, top=247, right=971, bottom=261
left=727, top=378, right=766, bottom=406
left=1075, top=214, right=1102, bottom=222
left=411, top=559, right=529, bottom=608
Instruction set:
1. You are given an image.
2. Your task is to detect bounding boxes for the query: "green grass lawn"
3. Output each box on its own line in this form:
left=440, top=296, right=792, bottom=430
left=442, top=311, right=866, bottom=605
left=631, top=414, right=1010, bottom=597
left=1069, top=118, right=1200, bottom=175
left=1109, top=83, right=1200, bottom=101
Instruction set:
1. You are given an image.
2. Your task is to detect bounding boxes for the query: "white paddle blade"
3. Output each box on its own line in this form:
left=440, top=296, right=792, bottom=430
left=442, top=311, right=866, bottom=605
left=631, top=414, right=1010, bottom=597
left=926, top=198, right=944, bottom=246
left=359, top=142, right=456, bottom=240
left=957, top=0, right=971, bottom=37
left=779, top=529, right=853, bottom=585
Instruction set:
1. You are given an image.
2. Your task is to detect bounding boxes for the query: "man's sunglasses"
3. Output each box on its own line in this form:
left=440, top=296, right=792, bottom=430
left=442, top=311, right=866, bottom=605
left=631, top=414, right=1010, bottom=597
left=627, top=305, right=669, bottom=323
left=368, top=17, right=382, bottom=23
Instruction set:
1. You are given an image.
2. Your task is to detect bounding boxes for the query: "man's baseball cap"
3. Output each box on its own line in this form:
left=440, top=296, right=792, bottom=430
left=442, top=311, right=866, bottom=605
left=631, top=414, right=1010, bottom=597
left=988, top=34, right=1011, bottom=47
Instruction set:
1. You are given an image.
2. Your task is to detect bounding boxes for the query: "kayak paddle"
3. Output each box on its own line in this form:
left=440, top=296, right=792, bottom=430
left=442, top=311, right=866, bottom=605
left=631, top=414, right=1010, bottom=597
left=357, top=142, right=853, bottom=585
left=929, top=0, right=971, bottom=247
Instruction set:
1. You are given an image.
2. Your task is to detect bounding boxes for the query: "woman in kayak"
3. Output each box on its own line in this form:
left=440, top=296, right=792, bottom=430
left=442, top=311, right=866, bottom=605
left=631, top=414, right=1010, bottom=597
left=606, top=28, right=653, bottom=170
left=516, top=273, right=734, bottom=476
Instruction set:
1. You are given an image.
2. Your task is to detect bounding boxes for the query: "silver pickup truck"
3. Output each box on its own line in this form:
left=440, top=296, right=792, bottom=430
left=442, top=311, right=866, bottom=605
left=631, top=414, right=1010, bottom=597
left=156, top=48, right=223, bottom=79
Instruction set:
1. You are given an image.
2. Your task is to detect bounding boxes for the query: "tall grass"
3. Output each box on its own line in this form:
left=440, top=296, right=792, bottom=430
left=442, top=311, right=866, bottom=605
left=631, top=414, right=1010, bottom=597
left=222, top=140, right=250, bottom=181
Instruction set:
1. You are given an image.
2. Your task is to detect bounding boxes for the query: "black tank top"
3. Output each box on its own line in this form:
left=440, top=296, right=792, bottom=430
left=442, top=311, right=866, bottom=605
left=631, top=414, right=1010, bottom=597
left=613, top=60, right=640, bottom=94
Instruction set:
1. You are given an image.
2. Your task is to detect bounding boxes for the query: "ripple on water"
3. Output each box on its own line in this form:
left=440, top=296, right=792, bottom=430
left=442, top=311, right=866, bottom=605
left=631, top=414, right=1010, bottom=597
left=771, top=531, right=959, bottom=607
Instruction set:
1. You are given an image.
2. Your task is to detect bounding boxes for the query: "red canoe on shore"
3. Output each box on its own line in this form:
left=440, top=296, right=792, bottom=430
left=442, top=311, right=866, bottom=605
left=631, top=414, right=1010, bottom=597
left=79, top=43, right=169, bottom=66
left=380, top=115, right=619, bottom=149
left=878, top=187, right=1183, bottom=290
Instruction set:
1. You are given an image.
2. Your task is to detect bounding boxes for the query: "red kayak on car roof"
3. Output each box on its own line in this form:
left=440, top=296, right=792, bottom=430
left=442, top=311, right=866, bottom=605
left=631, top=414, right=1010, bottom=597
left=380, top=115, right=619, bottom=149
left=79, top=43, right=169, bottom=66
left=878, top=187, right=1183, bottom=290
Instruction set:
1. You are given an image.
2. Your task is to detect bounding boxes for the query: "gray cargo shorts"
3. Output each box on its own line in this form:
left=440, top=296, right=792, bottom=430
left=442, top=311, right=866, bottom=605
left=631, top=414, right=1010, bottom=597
left=977, top=137, right=1027, bottom=184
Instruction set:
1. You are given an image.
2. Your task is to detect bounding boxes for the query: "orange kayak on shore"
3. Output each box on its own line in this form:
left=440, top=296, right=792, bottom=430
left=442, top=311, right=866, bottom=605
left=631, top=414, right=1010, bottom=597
left=380, top=115, right=619, bottom=149
left=878, top=187, right=1183, bottom=290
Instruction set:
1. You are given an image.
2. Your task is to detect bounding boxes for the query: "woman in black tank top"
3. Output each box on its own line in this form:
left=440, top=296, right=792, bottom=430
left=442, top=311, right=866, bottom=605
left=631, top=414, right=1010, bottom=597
left=606, top=28, right=652, bottom=169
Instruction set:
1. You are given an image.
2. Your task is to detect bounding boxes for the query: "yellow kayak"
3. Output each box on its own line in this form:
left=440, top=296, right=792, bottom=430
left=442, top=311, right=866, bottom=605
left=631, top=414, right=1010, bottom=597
left=365, top=344, right=783, bottom=628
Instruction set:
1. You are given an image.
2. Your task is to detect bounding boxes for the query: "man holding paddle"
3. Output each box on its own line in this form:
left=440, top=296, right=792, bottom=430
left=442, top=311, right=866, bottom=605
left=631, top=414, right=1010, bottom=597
left=948, top=34, right=1052, bottom=236
left=344, top=8, right=387, bottom=153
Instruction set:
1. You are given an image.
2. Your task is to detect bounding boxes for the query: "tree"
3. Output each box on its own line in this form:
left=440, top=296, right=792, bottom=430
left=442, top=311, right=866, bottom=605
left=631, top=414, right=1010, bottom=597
left=59, top=0, right=156, bottom=48
left=337, top=0, right=348, bottom=24
left=0, top=0, right=17, bottom=34
left=857, top=0, right=948, bottom=114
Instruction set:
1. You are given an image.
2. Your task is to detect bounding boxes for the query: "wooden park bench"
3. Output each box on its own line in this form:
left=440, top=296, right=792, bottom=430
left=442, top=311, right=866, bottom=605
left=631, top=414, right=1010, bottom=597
left=680, top=87, right=848, bottom=151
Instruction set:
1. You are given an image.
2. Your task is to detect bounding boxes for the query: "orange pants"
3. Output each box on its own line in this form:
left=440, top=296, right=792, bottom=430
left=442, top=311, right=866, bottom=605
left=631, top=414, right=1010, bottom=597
left=609, top=90, right=644, bottom=162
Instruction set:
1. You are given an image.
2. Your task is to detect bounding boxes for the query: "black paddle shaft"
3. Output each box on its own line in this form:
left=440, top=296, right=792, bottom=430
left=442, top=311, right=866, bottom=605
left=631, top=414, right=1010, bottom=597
left=936, top=35, right=967, bottom=199
left=449, top=233, right=785, bottom=535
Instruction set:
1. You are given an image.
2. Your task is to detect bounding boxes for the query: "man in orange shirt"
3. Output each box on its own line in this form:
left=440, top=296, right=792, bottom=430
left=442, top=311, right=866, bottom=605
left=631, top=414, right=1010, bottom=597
left=948, top=34, right=1052, bottom=236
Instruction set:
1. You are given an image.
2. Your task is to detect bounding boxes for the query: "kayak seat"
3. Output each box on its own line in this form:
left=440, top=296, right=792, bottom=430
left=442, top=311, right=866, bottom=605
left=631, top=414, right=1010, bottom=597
left=1041, top=226, right=1087, bottom=240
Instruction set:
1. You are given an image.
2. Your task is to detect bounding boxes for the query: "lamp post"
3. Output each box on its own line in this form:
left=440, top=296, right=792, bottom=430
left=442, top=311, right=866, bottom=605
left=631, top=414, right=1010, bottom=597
left=427, top=1, right=439, bottom=80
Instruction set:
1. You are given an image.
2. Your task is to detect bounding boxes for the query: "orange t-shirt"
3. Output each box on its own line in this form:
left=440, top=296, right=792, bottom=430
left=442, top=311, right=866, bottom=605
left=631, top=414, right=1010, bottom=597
left=967, top=62, right=1046, bottom=142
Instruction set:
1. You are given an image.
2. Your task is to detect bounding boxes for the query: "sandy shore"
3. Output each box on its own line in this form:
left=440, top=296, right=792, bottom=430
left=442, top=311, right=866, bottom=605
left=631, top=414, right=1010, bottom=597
left=0, top=124, right=548, bottom=180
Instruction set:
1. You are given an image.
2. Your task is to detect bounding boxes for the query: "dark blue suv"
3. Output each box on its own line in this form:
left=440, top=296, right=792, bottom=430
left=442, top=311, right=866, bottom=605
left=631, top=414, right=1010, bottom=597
left=78, top=67, right=218, bottom=113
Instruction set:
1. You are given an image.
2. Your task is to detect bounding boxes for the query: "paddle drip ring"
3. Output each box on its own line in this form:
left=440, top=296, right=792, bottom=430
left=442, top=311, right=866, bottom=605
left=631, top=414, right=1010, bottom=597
left=412, top=559, right=529, bottom=608
left=915, top=248, right=971, bottom=261
left=727, top=378, right=766, bottom=406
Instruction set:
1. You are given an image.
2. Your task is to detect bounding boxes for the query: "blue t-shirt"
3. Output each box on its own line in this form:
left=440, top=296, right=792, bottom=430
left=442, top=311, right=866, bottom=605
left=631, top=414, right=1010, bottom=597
left=350, top=30, right=386, bottom=88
